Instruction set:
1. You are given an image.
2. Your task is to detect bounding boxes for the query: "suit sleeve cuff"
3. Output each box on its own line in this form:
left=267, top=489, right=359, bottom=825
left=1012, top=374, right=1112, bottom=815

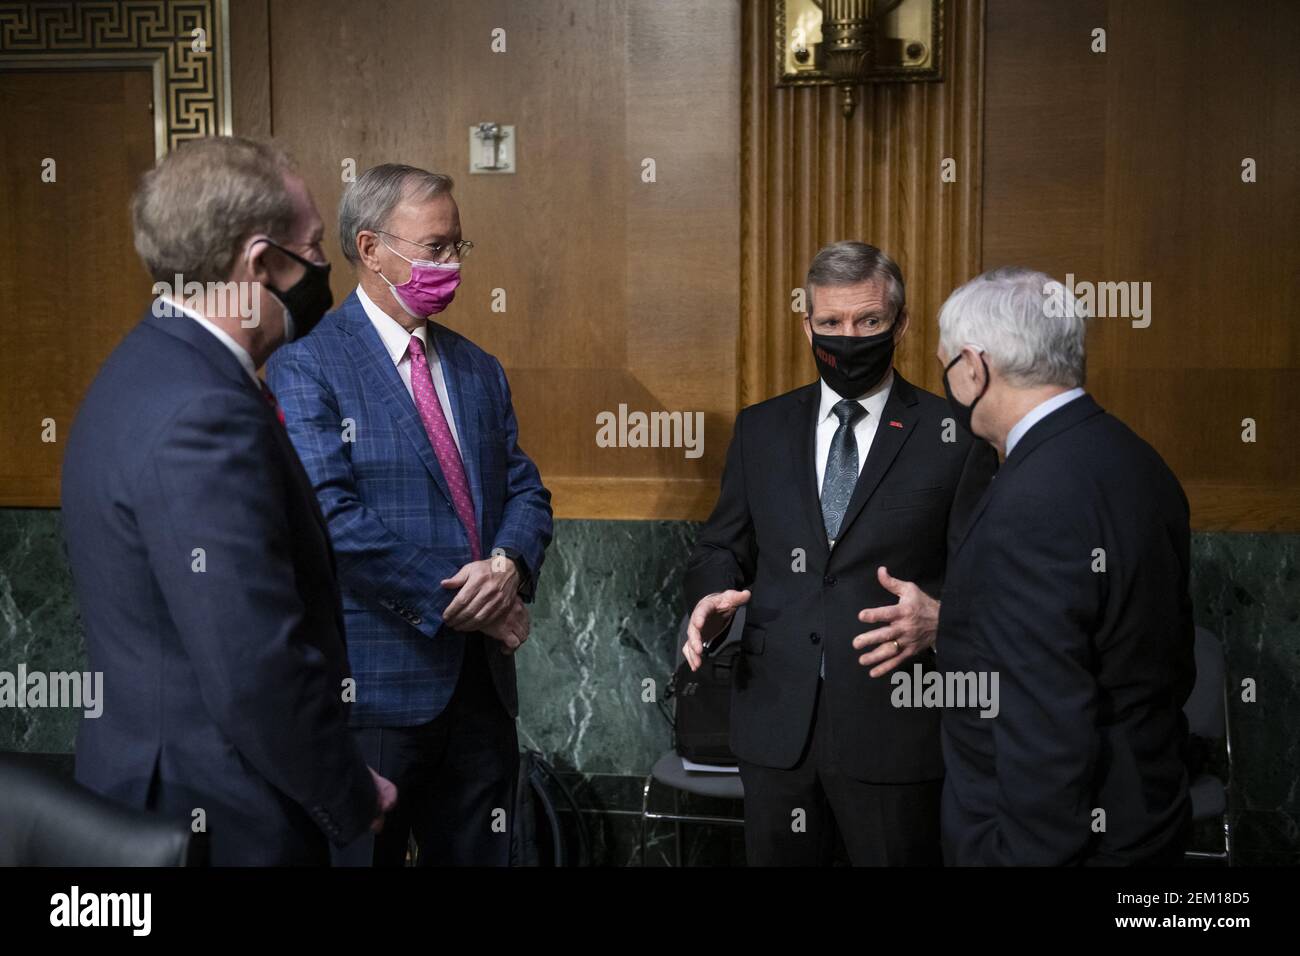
left=493, top=546, right=534, bottom=601
left=312, top=762, right=377, bottom=848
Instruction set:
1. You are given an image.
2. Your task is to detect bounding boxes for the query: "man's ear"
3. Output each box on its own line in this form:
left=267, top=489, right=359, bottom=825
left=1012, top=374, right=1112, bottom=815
left=803, top=314, right=813, bottom=344
left=893, top=308, right=911, bottom=341
left=964, top=345, right=987, bottom=388
left=355, top=230, right=380, bottom=271
left=242, top=237, right=274, bottom=284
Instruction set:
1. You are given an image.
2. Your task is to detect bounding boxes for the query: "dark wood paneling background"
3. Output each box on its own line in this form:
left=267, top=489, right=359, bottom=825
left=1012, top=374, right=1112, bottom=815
left=741, top=0, right=986, bottom=405
left=0, top=69, right=155, bottom=505
left=6, top=1, right=1284, bottom=528
left=984, top=0, right=1300, bottom=530
left=234, top=0, right=741, bottom=520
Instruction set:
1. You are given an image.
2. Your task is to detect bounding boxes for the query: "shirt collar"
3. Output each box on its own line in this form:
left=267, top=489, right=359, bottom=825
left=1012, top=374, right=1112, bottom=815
left=164, top=297, right=259, bottom=385
left=1006, top=387, right=1087, bottom=457
left=357, top=284, right=429, bottom=365
left=818, top=370, right=894, bottom=426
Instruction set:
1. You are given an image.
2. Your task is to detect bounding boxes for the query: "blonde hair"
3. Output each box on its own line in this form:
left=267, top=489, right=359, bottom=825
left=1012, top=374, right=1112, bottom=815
left=132, top=136, right=296, bottom=284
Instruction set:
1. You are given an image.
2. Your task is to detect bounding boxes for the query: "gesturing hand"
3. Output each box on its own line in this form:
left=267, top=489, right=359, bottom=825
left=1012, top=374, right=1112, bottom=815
left=441, top=555, right=520, bottom=631
left=682, top=589, right=751, bottom=672
left=369, top=767, right=398, bottom=834
left=852, top=566, right=939, bottom=677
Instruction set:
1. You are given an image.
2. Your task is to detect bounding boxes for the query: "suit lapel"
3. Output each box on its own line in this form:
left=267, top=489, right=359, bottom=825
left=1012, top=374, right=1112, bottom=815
left=791, top=385, right=829, bottom=560
left=269, top=415, right=334, bottom=543
left=145, top=307, right=251, bottom=390
left=949, top=393, right=1105, bottom=557
left=145, top=307, right=335, bottom=547
left=341, top=297, right=456, bottom=510
left=830, top=373, right=918, bottom=550
left=950, top=474, right=999, bottom=558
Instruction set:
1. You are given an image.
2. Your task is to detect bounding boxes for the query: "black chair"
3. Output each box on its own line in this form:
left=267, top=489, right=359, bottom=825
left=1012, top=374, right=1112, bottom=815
left=0, top=753, right=200, bottom=866
left=1182, top=626, right=1234, bottom=864
left=639, top=610, right=745, bottom=866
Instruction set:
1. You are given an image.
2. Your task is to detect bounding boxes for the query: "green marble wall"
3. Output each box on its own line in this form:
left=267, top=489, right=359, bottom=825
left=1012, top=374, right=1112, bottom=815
left=0, top=512, right=694, bottom=765
left=1187, top=533, right=1300, bottom=863
left=518, top=520, right=692, bottom=774
left=2, top=508, right=1297, bottom=863
left=0, top=510, right=83, bottom=754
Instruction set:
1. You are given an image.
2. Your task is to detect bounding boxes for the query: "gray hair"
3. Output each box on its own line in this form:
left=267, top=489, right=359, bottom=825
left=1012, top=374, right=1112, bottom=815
left=132, top=136, right=296, bottom=284
left=938, top=267, right=1088, bottom=388
left=338, top=164, right=454, bottom=264
left=805, top=241, right=906, bottom=318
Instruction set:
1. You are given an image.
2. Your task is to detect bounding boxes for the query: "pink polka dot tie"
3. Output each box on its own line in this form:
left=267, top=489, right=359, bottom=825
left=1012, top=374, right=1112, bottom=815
left=407, top=335, right=481, bottom=561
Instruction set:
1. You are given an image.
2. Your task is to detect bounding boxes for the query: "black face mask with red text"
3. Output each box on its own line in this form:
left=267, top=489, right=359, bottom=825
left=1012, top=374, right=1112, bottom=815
left=811, top=328, right=895, bottom=399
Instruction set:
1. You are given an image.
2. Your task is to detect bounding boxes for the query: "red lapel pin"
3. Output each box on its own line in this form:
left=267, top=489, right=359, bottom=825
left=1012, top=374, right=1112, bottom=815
left=888, top=420, right=904, bottom=428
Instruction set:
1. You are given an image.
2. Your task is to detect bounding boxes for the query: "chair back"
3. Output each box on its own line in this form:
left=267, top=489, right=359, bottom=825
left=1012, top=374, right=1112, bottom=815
left=1183, top=626, right=1227, bottom=740
left=0, top=753, right=198, bottom=866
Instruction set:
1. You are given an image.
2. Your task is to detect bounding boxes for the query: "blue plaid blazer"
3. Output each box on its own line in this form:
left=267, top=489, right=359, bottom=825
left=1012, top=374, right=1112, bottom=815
left=265, top=291, right=552, bottom=727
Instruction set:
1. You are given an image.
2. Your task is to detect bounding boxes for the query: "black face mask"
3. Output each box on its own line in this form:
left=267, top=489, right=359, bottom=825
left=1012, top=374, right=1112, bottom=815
left=811, top=327, right=896, bottom=399
left=942, top=351, right=989, bottom=434
left=263, top=241, right=333, bottom=341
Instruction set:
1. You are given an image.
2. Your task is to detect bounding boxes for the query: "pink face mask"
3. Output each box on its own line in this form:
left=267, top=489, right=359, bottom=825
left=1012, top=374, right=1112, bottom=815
left=379, top=238, right=462, bottom=318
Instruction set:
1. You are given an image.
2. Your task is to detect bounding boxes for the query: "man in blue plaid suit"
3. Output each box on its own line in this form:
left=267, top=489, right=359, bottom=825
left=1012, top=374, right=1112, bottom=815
left=266, top=164, right=552, bottom=866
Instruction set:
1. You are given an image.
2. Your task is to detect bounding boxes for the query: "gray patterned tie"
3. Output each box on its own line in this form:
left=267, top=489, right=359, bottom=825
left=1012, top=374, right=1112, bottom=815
left=821, top=399, right=866, bottom=543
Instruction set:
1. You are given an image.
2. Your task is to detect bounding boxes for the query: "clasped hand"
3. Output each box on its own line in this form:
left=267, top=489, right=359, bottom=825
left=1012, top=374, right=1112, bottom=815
left=441, top=556, right=519, bottom=630
left=441, top=556, right=529, bottom=654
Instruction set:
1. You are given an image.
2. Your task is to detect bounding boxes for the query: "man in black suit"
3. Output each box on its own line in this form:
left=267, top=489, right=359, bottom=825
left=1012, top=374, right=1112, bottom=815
left=682, top=241, right=996, bottom=865
left=935, top=267, right=1195, bottom=865
left=62, top=136, right=395, bottom=865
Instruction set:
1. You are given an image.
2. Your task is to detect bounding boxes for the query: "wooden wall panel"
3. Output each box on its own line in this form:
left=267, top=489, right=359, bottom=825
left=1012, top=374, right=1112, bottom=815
left=0, top=69, right=155, bottom=505
left=984, top=0, right=1300, bottom=530
left=982, top=0, right=1105, bottom=279
left=260, top=0, right=741, bottom=520
left=741, top=0, right=986, bottom=405
left=0, top=0, right=235, bottom=507
left=228, top=0, right=270, bottom=141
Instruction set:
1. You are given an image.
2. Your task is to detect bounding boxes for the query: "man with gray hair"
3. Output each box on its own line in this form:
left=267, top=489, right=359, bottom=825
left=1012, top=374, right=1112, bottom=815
left=683, top=241, right=996, bottom=865
left=62, top=136, right=395, bottom=864
left=935, top=267, right=1195, bottom=865
left=266, top=163, right=552, bottom=866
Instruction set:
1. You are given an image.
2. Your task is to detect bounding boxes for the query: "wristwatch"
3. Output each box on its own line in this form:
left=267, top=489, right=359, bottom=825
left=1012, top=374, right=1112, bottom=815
left=492, top=546, right=531, bottom=597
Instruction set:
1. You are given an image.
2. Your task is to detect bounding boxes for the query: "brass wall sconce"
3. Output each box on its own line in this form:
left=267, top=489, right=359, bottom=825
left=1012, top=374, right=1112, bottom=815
left=776, top=0, right=944, bottom=116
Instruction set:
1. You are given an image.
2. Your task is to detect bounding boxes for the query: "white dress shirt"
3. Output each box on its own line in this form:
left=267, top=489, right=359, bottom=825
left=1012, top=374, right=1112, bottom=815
left=1005, top=387, right=1086, bottom=458
left=356, top=284, right=464, bottom=455
left=163, top=297, right=260, bottom=386
left=813, top=371, right=893, bottom=677
left=815, top=371, right=894, bottom=494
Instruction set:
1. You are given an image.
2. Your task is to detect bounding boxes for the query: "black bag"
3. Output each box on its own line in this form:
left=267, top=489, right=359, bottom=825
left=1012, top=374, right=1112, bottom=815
left=510, top=750, right=590, bottom=866
left=667, top=642, right=740, bottom=765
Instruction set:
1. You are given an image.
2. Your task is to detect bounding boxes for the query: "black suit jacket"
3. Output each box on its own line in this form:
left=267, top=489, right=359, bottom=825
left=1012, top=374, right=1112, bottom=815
left=938, top=394, right=1195, bottom=866
left=61, top=308, right=377, bottom=865
left=684, top=373, right=997, bottom=782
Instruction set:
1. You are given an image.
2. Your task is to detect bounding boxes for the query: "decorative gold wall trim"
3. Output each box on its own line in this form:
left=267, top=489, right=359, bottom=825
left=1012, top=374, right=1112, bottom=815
left=0, top=0, right=232, bottom=158
left=741, top=0, right=984, bottom=406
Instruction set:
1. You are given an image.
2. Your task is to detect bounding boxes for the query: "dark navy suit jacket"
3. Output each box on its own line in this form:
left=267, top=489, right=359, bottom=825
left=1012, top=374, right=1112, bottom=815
left=61, top=307, right=377, bottom=866
left=938, top=394, right=1195, bottom=865
left=265, top=291, right=552, bottom=726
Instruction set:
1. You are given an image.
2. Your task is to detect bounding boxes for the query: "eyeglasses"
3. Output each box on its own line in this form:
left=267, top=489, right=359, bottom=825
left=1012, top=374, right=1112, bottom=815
left=376, top=230, right=474, bottom=263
